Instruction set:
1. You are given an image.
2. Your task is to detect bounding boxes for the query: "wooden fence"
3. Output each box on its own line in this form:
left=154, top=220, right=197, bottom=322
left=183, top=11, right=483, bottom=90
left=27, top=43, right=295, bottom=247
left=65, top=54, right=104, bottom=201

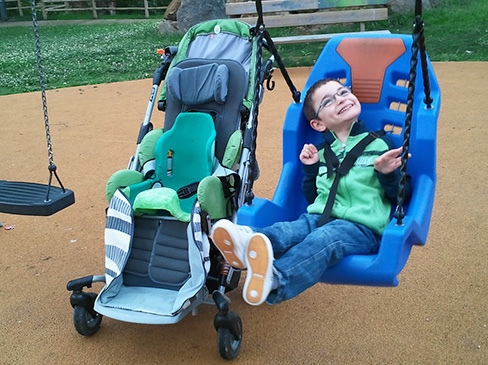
left=3, top=0, right=167, bottom=19
left=4, top=0, right=25, bottom=16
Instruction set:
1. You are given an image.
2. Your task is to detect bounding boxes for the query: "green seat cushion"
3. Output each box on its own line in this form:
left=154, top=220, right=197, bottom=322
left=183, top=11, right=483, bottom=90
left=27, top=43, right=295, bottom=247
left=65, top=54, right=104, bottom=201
left=106, top=169, right=144, bottom=202
left=132, top=187, right=191, bottom=222
left=197, top=176, right=228, bottom=219
left=222, top=130, right=242, bottom=169
left=139, top=128, right=164, bottom=168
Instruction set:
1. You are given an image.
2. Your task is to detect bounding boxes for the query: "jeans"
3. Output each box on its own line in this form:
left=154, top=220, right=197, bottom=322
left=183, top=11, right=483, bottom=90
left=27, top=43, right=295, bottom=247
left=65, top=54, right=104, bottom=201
left=253, top=213, right=380, bottom=304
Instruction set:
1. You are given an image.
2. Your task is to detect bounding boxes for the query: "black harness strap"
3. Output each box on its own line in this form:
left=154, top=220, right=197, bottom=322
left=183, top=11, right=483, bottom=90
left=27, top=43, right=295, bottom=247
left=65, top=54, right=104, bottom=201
left=317, top=130, right=385, bottom=227
left=219, top=173, right=241, bottom=215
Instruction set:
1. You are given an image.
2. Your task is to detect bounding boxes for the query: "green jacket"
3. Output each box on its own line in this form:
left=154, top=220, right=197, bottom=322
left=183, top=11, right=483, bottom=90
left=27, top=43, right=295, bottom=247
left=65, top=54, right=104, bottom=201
left=303, top=122, right=408, bottom=235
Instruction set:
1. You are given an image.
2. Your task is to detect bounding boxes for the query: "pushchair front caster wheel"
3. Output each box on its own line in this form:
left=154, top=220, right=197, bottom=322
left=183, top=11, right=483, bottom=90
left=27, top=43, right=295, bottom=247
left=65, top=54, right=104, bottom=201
left=72, top=292, right=102, bottom=336
left=216, top=314, right=242, bottom=360
left=213, top=291, right=243, bottom=360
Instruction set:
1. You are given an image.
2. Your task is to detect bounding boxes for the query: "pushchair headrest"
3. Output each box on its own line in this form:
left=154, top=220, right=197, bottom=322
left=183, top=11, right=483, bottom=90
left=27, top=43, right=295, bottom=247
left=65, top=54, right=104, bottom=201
left=166, top=63, right=229, bottom=105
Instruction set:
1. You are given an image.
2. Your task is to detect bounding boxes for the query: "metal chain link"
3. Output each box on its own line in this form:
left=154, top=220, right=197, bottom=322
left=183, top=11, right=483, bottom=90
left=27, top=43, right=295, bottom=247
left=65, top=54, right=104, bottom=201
left=30, top=0, right=55, bottom=167
left=417, top=20, right=433, bottom=108
left=395, top=0, right=436, bottom=225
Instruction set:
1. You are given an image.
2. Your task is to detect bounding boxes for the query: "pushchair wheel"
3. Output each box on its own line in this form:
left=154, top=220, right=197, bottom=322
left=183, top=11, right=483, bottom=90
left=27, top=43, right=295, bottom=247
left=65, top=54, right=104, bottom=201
left=72, top=293, right=102, bottom=336
left=217, top=314, right=242, bottom=360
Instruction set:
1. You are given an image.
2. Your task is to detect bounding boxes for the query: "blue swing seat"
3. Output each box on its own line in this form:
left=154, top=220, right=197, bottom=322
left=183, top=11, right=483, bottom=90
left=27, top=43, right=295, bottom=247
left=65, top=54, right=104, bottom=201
left=237, top=34, right=441, bottom=286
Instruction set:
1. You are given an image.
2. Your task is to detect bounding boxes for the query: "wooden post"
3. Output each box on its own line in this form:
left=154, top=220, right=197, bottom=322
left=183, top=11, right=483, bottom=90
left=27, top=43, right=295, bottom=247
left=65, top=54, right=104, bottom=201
left=41, top=0, right=47, bottom=20
left=143, top=0, right=149, bottom=18
left=16, top=0, right=24, bottom=16
left=91, top=0, right=97, bottom=19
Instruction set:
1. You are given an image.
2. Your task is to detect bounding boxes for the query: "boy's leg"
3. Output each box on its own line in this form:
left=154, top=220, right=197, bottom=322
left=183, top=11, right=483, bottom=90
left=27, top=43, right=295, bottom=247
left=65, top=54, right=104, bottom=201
left=211, top=213, right=315, bottom=268
left=253, top=213, right=318, bottom=257
left=267, top=219, right=380, bottom=304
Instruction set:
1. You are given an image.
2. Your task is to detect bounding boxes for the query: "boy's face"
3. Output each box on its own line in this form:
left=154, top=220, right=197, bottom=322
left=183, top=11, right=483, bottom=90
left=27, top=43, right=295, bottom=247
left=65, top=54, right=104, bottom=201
left=310, top=81, right=361, bottom=133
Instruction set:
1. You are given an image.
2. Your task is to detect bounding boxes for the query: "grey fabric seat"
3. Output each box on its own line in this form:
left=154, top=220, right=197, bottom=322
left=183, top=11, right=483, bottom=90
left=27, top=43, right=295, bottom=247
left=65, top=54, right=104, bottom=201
left=123, top=218, right=190, bottom=290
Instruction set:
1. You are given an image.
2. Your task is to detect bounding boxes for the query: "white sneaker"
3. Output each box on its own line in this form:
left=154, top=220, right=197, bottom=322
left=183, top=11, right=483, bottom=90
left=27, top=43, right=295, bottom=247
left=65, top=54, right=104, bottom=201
left=243, top=233, right=274, bottom=306
left=211, top=219, right=254, bottom=269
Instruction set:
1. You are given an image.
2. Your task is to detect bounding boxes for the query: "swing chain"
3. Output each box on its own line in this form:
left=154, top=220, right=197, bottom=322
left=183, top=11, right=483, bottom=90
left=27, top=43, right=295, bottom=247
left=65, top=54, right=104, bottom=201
left=30, top=0, right=68, bottom=199
left=415, top=17, right=434, bottom=108
left=395, top=0, right=434, bottom=225
left=394, top=38, right=416, bottom=225
left=30, top=0, right=55, bottom=168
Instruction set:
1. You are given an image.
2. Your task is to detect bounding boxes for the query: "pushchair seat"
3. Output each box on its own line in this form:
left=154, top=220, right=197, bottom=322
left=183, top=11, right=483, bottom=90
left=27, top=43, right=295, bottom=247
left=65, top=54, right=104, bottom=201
left=96, top=112, right=217, bottom=323
left=95, top=53, right=251, bottom=325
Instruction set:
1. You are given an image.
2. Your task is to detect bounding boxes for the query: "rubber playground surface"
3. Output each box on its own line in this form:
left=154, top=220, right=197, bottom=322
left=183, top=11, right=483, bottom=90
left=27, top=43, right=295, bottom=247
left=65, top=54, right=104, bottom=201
left=1, top=63, right=487, bottom=364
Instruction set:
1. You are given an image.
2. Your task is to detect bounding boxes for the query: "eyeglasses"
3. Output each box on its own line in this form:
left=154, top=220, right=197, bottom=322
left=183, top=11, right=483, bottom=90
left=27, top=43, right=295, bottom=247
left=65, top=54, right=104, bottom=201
left=314, top=87, right=351, bottom=119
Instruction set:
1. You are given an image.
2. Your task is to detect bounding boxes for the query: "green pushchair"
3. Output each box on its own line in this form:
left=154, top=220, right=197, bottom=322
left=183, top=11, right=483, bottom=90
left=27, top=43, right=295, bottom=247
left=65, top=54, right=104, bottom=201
left=67, top=18, right=276, bottom=360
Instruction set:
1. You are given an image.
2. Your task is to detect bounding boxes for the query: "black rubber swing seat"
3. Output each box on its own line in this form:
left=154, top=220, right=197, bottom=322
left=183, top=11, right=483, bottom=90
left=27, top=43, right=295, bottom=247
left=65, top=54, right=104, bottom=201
left=0, top=180, right=75, bottom=216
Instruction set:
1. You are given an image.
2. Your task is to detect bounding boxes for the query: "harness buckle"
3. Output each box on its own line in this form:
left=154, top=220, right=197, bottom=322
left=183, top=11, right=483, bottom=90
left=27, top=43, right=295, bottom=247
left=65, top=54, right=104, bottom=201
left=177, top=182, right=199, bottom=199
left=177, top=186, right=192, bottom=199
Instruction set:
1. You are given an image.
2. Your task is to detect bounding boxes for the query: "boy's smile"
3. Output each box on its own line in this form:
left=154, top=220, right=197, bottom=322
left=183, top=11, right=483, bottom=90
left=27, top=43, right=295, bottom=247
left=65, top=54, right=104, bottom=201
left=338, top=104, right=353, bottom=114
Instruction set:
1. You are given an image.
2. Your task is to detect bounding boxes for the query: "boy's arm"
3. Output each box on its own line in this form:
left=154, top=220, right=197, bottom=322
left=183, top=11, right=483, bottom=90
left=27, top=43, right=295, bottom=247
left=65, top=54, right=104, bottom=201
left=376, top=169, right=411, bottom=204
left=374, top=141, right=412, bottom=204
left=300, top=143, right=320, bottom=204
left=302, top=162, right=319, bottom=204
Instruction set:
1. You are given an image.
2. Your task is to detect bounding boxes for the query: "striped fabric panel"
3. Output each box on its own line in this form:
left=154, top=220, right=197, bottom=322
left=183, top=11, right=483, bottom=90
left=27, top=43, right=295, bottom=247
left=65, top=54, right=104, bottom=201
left=104, top=189, right=134, bottom=285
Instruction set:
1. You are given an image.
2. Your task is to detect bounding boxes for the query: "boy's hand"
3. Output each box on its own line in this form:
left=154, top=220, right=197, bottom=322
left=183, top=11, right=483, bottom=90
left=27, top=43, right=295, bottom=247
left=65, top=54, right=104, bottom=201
left=374, top=147, right=411, bottom=174
left=300, top=144, right=319, bottom=165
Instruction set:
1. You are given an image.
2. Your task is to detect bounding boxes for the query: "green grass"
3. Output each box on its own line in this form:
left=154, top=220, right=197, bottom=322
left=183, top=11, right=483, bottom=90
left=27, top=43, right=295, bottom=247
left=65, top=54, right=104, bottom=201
left=0, top=21, right=181, bottom=95
left=1, top=0, right=487, bottom=95
left=416, top=0, right=488, bottom=61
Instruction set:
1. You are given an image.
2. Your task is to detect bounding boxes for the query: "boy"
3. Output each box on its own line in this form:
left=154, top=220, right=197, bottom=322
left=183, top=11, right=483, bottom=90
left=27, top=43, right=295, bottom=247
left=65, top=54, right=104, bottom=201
left=211, top=79, right=410, bottom=306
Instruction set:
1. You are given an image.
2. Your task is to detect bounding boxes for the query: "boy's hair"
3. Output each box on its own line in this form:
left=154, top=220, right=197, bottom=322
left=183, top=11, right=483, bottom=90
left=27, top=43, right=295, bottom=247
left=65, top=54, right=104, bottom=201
left=303, top=78, right=344, bottom=122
